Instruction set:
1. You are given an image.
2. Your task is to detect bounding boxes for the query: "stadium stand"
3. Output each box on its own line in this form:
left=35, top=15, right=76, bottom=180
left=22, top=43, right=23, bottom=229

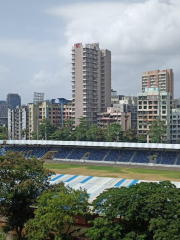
left=87, top=148, right=109, bottom=161
left=104, top=149, right=122, bottom=161
left=0, top=146, right=49, bottom=158
left=67, top=147, right=87, bottom=160
left=155, top=151, right=178, bottom=165
left=131, top=150, right=150, bottom=164
left=54, top=147, right=72, bottom=159
left=118, top=150, right=135, bottom=162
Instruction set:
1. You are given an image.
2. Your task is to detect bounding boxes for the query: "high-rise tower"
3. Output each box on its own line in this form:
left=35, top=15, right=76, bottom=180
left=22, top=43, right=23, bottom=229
left=71, top=43, right=111, bottom=126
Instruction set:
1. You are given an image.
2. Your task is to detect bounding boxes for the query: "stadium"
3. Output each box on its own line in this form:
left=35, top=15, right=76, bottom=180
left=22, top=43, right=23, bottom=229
left=1, top=139, right=180, bottom=201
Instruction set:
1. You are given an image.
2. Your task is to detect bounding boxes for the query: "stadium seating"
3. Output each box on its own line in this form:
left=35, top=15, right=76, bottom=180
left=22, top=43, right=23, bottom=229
left=53, top=147, right=73, bottom=159
left=132, top=150, right=150, bottom=164
left=67, top=148, right=88, bottom=160
left=176, top=154, right=180, bottom=165
left=87, top=148, right=109, bottom=161
left=0, top=146, right=49, bottom=158
left=104, top=149, right=122, bottom=161
left=155, top=151, right=177, bottom=165
left=118, top=150, right=135, bottom=162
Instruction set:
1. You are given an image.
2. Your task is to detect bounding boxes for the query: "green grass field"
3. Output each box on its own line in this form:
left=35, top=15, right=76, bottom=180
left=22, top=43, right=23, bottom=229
left=44, top=163, right=180, bottom=181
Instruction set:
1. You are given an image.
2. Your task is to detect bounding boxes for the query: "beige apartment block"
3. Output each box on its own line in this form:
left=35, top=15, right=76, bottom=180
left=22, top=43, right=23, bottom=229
left=97, top=107, right=131, bottom=131
left=142, top=69, right=174, bottom=100
left=71, top=43, right=111, bottom=126
left=137, top=88, right=172, bottom=143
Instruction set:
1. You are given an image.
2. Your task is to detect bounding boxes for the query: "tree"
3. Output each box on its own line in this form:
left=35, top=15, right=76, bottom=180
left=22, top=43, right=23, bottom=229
left=87, top=181, right=180, bottom=240
left=86, top=124, right=106, bottom=142
left=26, top=185, right=89, bottom=240
left=21, top=128, right=29, bottom=139
left=148, top=119, right=167, bottom=143
left=105, top=123, right=123, bottom=142
left=50, top=120, right=74, bottom=141
left=136, top=134, right=147, bottom=143
left=0, top=125, right=8, bottom=140
left=39, top=119, right=57, bottom=140
left=122, top=128, right=137, bottom=142
left=0, top=231, right=6, bottom=240
left=72, top=117, right=90, bottom=141
left=0, top=151, right=53, bottom=239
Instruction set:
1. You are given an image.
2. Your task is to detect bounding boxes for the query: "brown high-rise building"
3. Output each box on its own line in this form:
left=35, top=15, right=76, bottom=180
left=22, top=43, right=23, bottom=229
left=71, top=43, right=111, bottom=126
left=142, top=69, right=174, bottom=99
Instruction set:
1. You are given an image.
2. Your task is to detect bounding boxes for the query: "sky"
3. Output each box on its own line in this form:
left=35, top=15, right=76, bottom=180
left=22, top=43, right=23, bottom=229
left=0, top=0, right=180, bottom=104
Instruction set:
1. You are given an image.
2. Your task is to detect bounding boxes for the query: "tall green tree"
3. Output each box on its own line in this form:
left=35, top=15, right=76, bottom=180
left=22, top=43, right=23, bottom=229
left=39, top=119, right=57, bottom=140
left=72, top=117, right=90, bottom=141
left=148, top=119, right=167, bottom=143
left=87, top=181, right=180, bottom=240
left=0, top=125, right=8, bottom=140
left=123, top=128, right=137, bottom=142
left=0, top=152, right=53, bottom=239
left=86, top=124, right=106, bottom=142
left=136, top=134, right=147, bottom=143
left=26, top=185, right=89, bottom=240
left=50, top=120, right=74, bottom=141
left=105, top=123, right=123, bottom=142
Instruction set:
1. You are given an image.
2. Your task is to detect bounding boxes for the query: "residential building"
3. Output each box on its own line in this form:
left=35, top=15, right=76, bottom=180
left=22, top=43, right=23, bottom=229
left=113, top=96, right=137, bottom=129
left=71, top=43, right=111, bottom=126
left=8, top=105, right=29, bottom=140
left=111, top=89, right=124, bottom=106
left=97, top=107, right=131, bottom=131
left=137, top=88, right=172, bottom=143
left=170, top=109, right=180, bottom=144
left=0, top=101, right=10, bottom=125
left=58, top=98, right=72, bottom=127
left=7, top=93, right=21, bottom=109
left=142, top=69, right=174, bottom=99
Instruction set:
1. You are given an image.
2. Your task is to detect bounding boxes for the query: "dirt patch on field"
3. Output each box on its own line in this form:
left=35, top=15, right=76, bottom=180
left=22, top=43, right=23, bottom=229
left=49, top=167, right=180, bottom=182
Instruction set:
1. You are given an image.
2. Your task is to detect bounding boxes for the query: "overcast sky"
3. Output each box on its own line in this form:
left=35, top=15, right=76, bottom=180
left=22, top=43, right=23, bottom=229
left=0, top=0, right=180, bottom=104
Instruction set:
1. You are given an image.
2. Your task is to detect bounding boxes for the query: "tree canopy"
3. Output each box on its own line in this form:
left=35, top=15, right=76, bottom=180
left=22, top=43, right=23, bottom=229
left=0, top=152, right=53, bottom=239
left=148, top=119, right=167, bottom=143
left=26, top=185, right=89, bottom=240
left=87, top=181, right=180, bottom=240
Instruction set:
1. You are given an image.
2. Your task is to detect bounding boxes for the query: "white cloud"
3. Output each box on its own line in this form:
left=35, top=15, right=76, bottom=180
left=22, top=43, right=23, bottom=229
left=48, top=0, right=180, bottom=97
left=0, top=38, right=58, bottom=61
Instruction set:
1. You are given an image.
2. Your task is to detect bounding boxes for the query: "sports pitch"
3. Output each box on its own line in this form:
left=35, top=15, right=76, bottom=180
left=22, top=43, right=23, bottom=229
left=44, top=163, right=180, bottom=182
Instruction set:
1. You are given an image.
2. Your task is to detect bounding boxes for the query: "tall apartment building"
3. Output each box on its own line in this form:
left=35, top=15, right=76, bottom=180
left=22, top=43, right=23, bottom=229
left=170, top=109, right=180, bottom=143
left=0, top=101, right=10, bottom=125
left=111, top=89, right=124, bottom=106
left=8, top=105, right=29, bottom=140
left=28, top=99, right=72, bottom=139
left=142, top=69, right=174, bottom=99
left=137, top=88, right=172, bottom=143
left=7, top=93, right=21, bottom=109
left=71, top=43, right=111, bottom=126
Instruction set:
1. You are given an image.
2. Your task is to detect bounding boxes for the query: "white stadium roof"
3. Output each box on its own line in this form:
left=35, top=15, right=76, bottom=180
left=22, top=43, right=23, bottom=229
left=50, top=173, right=180, bottom=203
left=1, top=140, right=180, bottom=150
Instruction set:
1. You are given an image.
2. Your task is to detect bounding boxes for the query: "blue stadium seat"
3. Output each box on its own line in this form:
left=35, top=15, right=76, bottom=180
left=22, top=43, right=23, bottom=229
left=132, top=150, right=150, bottom=164
left=53, top=147, right=72, bottom=159
left=0, top=146, right=49, bottom=159
left=155, top=151, right=177, bottom=165
left=118, top=150, right=135, bottom=162
left=104, top=149, right=122, bottom=161
left=67, top=148, right=87, bottom=159
left=87, top=148, right=109, bottom=161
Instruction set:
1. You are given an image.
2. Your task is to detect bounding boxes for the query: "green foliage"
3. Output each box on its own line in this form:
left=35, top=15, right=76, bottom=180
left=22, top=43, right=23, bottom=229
left=105, top=123, right=123, bottom=142
left=26, top=185, right=89, bottom=240
left=87, top=181, right=180, bottom=240
left=0, top=231, right=6, bottom=240
left=39, top=119, right=57, bottom=140
left=148, top=119, right=167, bottom=143
left=50, top=120, right=74, bottom=141
left=0, top=152, right=53, bottom=239
left=0, top=125, right=8, bottom=139
left=72, top=117, right=90, bottom=141
left=136, top=134, right=147, bottom=143
left=122, top=128, right=137, bottom=142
